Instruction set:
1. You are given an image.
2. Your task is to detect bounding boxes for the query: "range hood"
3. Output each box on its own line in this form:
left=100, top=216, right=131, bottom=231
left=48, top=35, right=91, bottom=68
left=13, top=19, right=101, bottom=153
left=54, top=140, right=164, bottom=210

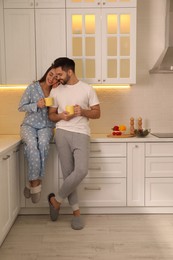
left=150, top=0, right=173, bottom=74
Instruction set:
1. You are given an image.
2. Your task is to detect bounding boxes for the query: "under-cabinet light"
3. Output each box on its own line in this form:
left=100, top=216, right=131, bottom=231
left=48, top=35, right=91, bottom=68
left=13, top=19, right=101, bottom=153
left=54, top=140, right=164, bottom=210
left=0, top=85, right=27, bottom=89
left=92, top=84, right=130, bottom=89
left=0, top=84, right=131, bottom=90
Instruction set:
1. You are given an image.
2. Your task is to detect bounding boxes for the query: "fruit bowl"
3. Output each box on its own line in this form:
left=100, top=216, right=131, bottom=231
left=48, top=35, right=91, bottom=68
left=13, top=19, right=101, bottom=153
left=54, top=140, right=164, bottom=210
left=134, top=129, right=150, bottom=137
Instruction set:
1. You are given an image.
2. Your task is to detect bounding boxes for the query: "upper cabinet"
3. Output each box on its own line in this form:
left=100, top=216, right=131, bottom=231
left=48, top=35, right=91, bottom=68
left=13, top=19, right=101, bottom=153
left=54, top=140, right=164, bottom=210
left=2, top=1, right=66, bottom=84
left=66, top=0, right=136, bottom=8
left=66, top=3, right=136, bottom=84
left=3, top=0, right=65, bottom=8
left=0, top=0, right=136, bottom=85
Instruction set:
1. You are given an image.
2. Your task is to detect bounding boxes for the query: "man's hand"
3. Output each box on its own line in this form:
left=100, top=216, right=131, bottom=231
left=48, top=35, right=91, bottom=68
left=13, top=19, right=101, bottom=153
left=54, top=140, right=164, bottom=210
left=61, top=111, right=75, bottom=121
left=74, top=105, right=83, bottom=116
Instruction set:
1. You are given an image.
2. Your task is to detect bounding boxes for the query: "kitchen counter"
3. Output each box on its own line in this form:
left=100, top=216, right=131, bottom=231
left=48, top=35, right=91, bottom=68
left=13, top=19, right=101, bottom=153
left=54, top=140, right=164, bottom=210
left=0, top=135, right=21, bottom=154
left=90, top=133, right=173, bottom=143
left=1, top=133, right=173, bottom=155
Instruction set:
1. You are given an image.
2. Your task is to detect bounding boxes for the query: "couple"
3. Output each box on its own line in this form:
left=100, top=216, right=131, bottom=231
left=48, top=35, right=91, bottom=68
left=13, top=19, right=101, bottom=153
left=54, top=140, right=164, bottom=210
left=18, top=57, right=100, bottom=230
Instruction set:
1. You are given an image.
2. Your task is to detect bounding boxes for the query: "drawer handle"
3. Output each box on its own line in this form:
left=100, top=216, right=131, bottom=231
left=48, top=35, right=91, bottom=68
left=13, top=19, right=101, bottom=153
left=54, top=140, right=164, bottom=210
left=84, top=186, right=101, bottom=191
left=88, top=167, right=101, bottom=171
left=13, top=149, right=19, bottom=153
left=3, top=155, right=10, bottom=160
left=90, top=149, right=101, bottom=153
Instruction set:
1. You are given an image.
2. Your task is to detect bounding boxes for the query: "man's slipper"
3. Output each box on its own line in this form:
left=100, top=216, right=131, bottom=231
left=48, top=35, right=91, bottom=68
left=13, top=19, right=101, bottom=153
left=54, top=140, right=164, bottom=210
left=71, top=216, right=84, bottom=230
left=48, top=193, right=59, bottom=221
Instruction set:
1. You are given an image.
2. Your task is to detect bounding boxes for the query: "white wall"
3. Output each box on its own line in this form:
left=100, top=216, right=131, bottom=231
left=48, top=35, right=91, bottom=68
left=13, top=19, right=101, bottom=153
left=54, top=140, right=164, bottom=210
left=1, top=0, right=173, bottom=135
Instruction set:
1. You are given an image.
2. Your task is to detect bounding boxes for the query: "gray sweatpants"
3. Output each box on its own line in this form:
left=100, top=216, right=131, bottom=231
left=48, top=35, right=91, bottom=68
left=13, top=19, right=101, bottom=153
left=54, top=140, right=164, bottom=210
left=55, top=129, right=90, bottom=211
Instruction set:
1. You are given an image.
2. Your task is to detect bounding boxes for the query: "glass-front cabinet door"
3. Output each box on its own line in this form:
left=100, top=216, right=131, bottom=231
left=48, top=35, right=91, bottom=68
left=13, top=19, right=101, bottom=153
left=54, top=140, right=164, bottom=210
left=67, top=9, right=101, bottom=84
left=67, top=7, right=136, bottom=84
left=66, top=0, right=137, bottom=8
left=102, top=8, right=136, bottom=84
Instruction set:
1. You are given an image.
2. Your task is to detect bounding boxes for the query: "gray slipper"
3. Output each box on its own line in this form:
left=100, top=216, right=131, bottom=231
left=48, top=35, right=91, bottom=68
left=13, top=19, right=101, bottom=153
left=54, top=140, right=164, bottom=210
left=24, top=185, right=31, bottom=199
left=71, top=216, right=84, bottom=230
left=30, top=184, right=42, bottom=204
left=48, top=193, right=59, bottom=221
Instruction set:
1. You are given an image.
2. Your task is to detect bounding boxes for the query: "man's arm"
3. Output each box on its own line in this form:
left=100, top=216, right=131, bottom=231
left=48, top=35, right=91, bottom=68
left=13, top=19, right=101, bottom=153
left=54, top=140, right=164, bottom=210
left=74, top=104, right=100, bottom=119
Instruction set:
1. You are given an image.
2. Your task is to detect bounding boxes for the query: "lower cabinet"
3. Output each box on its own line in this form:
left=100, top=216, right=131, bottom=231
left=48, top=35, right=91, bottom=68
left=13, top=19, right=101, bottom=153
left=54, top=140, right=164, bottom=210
left=145, top=143, right=173, bottom=206
left=0, top=145, right=20, bottom=246
left=20, top=140, right=173, bottom=214
left=59, top=143, right=127, bottom=211
left=127, top=143, right=145, bottom=206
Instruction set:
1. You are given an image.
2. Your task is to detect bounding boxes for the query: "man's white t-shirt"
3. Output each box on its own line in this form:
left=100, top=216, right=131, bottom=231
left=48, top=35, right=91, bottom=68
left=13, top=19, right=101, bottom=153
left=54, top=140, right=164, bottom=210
left=50, top=81, right=100, bottom=136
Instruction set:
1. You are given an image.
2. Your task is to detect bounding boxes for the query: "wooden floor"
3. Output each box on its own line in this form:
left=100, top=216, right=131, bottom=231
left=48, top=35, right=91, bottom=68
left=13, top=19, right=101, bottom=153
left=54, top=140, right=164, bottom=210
left=1, top=214, right=173, bottom=260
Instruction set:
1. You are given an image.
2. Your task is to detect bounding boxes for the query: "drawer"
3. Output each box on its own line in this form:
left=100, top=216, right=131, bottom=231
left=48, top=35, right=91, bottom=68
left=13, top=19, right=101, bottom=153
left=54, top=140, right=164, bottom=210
left=59, top=178, right=126, bottom=207
left=90, top=142, right=126, bottom=157
left=146, top=143, right=173, bottom=157
left=145, top=178, right=173, bottom=206
left=146, top=157, right=173, bottom=177
left=88, top=158, right=126, bottom=178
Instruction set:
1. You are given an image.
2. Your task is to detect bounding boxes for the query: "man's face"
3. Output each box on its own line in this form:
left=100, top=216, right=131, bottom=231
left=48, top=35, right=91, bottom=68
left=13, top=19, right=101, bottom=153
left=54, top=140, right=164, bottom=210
left=55, top=67, right=70, bottom=85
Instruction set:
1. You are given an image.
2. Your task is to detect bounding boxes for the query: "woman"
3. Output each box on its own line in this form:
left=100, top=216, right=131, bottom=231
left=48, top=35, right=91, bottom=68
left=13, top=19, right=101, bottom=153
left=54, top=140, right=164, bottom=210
left=18, top=65, right=58, bottom=203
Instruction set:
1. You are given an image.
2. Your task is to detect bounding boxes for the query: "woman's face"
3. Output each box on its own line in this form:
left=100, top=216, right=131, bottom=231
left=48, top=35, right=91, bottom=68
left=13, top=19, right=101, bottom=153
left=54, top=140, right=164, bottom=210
left=46, top=68, right=58, bottom=86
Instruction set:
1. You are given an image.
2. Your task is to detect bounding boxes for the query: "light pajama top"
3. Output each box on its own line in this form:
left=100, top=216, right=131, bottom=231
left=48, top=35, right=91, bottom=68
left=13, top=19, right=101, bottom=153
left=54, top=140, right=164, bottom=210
left=18, top=81, right=55, bottom=180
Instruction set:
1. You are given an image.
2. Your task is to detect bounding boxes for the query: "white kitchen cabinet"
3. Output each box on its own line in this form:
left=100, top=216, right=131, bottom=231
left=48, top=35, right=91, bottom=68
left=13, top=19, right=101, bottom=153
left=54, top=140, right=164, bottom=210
left=35, top=9, right=66, bottom=80
left=59, top=142, right=127, bottom=211
left=0, top=145, right=20, bottom=247
left=4, top=9, right=36, bottom=84
left=0, top=0, right=4, bottom=83
left=66, top=0, right=137, bottom=8
left=3, top=5, right=66, bottom=84
left=127, top=143, right=145, bottom=206
left=3, top=0, right=65, bottom=8
left=23, top=144, right=59, bottom=208
left=66, top=6, right=136, bottom=84
left=145, top=143, right=173, bottom=206
left=9, top=147, right=20, bottom=221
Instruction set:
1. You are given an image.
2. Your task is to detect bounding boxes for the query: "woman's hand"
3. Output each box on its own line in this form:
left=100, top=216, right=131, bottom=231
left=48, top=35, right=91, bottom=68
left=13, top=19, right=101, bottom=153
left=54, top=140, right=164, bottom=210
left=37, top=98, right=45, bottom=108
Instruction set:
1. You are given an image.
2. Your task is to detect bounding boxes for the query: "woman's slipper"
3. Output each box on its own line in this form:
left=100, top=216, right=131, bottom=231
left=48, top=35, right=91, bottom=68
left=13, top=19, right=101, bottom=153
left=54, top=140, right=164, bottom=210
left=47, top=193, right=59, bottom=221
left=30, top=184, right=42, bottom=204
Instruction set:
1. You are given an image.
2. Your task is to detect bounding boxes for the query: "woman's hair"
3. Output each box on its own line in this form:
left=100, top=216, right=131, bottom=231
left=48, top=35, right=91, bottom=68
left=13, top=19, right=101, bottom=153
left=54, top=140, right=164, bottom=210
left=52, top=57, right=75, bottom=72
left=38, top=65, right=55, bottom=83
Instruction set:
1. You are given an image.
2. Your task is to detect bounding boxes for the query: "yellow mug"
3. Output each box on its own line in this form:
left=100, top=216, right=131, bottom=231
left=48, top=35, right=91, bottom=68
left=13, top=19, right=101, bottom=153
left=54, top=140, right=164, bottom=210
left=45, top=97, right=54, bottom=107
left=66, top=105, right=74, bottom=115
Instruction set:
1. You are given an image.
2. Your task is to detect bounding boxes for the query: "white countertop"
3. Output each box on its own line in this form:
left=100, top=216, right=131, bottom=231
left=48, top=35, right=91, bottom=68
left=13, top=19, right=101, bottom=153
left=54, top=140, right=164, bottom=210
left=90, top=133, right=173, bottom=142
left=1, top=133, right=173, bottom=156
left=0, top=135, right=21, bottom=155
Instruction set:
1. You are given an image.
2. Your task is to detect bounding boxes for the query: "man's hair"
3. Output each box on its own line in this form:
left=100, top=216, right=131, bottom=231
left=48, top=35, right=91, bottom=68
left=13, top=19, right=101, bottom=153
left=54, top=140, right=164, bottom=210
left=53, top=57, right=75, bottom=72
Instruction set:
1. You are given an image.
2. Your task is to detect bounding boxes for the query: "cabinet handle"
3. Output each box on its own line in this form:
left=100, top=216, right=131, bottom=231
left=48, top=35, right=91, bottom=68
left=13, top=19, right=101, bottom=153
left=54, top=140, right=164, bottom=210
left=103, top=2, right=106, bottom=5
left=135, top=145, right=138, bottom=148
left=3, top=155, right=10, bottom=160
left=13, top=149, right=19, bottom=153
left=84, top=186, right=101, bottom=191
left=88, top=167, right=101, bottom=171
left=90, top=149, right=101, bottom=153
left=30, top=2, right=33, bottom=6
left=35, top=2, right=38, bottom=6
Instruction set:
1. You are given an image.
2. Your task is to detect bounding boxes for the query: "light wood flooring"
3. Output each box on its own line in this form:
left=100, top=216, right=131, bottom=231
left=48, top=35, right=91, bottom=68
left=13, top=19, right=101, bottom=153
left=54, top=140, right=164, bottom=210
left=1, top=214, right=173, bottom=260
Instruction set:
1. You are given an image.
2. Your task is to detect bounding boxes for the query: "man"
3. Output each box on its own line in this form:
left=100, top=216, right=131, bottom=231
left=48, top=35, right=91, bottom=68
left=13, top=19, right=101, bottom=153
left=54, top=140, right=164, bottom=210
left=48, top=57, right=100, bottom=230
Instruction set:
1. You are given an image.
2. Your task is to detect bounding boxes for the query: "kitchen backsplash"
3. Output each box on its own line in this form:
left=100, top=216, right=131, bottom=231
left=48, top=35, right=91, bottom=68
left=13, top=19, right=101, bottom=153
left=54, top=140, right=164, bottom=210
left=1, top=0, right=173, bottom=135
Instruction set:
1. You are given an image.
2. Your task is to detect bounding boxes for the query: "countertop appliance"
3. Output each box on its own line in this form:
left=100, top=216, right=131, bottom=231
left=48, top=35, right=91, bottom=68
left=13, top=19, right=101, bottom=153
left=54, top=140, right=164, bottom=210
left=151, top=133, right=173, bottom=138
